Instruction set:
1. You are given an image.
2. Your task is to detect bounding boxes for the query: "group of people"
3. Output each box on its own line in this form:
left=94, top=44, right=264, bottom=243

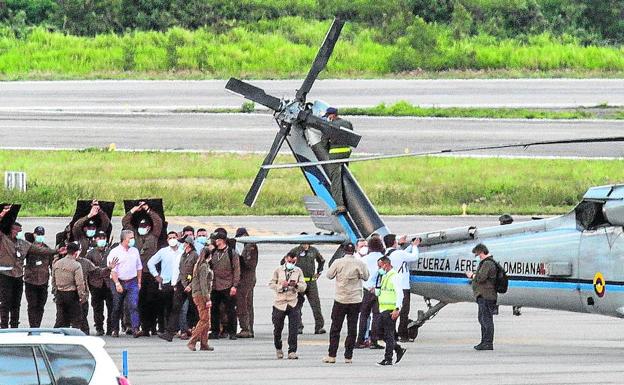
left=0, top=199, right=500, bottom=363
left=269, top=233, right=421, bottom=365
left=0, top=201, right=258, bottom=352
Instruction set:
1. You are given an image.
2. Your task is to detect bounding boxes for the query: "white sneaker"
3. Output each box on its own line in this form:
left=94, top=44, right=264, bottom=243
left=276, top=350, right=284, bottom=359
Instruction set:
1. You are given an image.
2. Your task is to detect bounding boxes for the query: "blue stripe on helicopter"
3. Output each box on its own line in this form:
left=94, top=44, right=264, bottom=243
left=303, top=171, right=358, bottom=243
left=410, top=275, right=624, bottom=291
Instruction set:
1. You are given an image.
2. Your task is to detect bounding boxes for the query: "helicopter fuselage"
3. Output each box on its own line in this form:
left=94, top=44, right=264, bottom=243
left=409, top=196, right=624, bottom=318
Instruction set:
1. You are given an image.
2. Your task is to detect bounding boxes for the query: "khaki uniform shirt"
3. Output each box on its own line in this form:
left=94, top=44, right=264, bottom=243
left=269, top=265, right=306, bottom=311
left=0, top=232, right=56, bottom=278
left=326, top=254, right=370, bottom=304
left=52, top=256, right=87, bottom=303
left=210, top=246, right=240, bottom=291
left=471, top=257, right=498, bottom=302
left=72, top=211, right=111, bottom=258
left=23, top=242, right=55, bottom=286
left=191, top=260, right=213, bottom=299
left=122, top=210, right=163, bottom=273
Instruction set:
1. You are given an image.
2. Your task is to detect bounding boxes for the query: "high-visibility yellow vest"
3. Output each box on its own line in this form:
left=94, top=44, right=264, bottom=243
left=378, top=270, right=398, bottom=312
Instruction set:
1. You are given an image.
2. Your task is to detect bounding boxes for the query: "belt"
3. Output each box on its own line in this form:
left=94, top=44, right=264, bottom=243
left=119, top=277, right=137, bottom=283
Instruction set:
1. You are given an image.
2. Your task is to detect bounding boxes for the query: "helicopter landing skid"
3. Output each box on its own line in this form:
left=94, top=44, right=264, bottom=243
left=407, top=298, right=448, bottom=340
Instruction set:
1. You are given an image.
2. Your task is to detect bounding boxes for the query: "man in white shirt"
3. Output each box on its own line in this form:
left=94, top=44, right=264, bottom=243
left=107, top=229, right=142, bottom=337
left=356, top=236, right=385, bottom=349
left=383, top=233, right=420, bottom=342
left=148, top=231, right=184, bottom=336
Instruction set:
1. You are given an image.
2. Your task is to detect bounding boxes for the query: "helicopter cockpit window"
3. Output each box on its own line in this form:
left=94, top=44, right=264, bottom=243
left=575, top=200, right=607, bottom=230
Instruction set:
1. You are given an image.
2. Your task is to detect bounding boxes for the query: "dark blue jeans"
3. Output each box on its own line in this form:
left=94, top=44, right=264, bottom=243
left=111, top=278, right=140, bottom=331
left=477, top=296, right=496, bottom=344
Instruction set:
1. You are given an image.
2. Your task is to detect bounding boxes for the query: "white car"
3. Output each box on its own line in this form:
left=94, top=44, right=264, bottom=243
left=0, top=328, right=130, bottom=385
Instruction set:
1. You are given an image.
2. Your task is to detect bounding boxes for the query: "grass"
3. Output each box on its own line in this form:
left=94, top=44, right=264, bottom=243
left=1, top=150, right=623, bottom=217
left=180, top=101, right=624, bottom=120
left=0, top=19, right=623, bottom=79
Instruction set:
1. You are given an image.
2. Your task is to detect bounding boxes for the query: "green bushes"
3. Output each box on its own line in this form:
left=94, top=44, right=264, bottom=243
left=0, top=18, right=622, bottom=79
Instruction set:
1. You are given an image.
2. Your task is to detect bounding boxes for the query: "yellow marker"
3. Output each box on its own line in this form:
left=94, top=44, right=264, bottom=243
left=593, top=272, right=606, bottom=298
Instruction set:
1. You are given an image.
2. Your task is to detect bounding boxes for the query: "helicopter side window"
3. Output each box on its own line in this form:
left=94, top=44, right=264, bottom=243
left=575, top=200, right=608, bottom=230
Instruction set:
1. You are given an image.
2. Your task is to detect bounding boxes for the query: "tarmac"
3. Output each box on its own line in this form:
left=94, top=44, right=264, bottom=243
left=11, top=216, right=624, bottom=385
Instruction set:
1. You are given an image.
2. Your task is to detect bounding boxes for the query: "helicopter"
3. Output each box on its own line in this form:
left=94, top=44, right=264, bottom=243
left=225, top=17, right=624, bottom=339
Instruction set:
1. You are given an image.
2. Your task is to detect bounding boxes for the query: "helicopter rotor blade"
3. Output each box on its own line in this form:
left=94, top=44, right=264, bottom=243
left=261, top=136, right=624, bottom=170
left=225, top=78, right=283, bottom=111
left=295, top=18, right=345, bottom=103
left=243, top=123, right=290, bottom=207
left=299, top=110, right=361, bottom=148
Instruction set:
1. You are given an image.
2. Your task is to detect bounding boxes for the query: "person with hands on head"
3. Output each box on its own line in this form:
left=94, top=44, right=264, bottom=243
left=375, top=256, right=407, bottom=366
left=72, top=199, right=111, bottom=258
left=107, top=229, right=142, bottom=338
left=122, top=201, right=163, bottom=336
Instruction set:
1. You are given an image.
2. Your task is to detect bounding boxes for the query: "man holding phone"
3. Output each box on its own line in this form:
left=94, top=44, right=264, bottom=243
left=269, top=252, right=306, bottom=360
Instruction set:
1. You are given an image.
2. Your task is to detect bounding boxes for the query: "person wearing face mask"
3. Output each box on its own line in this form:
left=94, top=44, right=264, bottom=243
left=465, top=243, right=498, bottom=351
left=122, top=201, right=164, bottom=336
left=23, top=226, right=56, bottom=328
left=375, top=256, right=406, bottom=366
left=194, top=228, right=209, bottom=253
left=71, top=200, right=111, bottom=259
left=107, top=229, right=142, bottom=338
left=356, top=236, right=385, bottom=349
left=52, top=242, right=88, bottom=331
left=270, top=252, right=307, bottom=360
left=149, top=232, right=184, bottom=341
left=0, top=206, right=57, bottom=329
left=209, top=230, right=241, bottom=340
left=85, top=230, right=115, bottom=336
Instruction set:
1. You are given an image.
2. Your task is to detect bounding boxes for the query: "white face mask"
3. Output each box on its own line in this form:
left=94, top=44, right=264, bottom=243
left=168, top=238, right=179, bottom=248
left=358, top=246, right=369, bottom=256
left=285, top=262, right=295, bottom=270
left=86, top=229, right=96, bottom=238
left=138, top=227, right=149, bottom=236
left=16, top=231, right=25, bottom=240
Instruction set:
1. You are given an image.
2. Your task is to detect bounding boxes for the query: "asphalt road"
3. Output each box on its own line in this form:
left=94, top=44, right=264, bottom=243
left=13, top=216, right=624, bottom=385
left=2, top=111, right=623, bottom=157
left=1, top=79, right=624, bottom=111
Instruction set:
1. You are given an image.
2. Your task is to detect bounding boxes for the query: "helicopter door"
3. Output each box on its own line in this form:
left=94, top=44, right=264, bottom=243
left=578, top=226, right=620, bottom=314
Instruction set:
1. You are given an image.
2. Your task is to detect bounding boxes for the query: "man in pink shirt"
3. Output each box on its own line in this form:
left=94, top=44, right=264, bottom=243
left=107, top=229, right=142, bottom=337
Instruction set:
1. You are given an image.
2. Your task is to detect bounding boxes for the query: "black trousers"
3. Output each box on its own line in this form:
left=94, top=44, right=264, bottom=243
left=211, top=288, right=237, bottom=335
left=272, top=305, right=301, bottom=353
left=328, top=301, right=360, bottom=359
left=357, top=289, right=380, bottom=343
left=311, top=142, right=346, bottom=207
left=90, top=284, right=113, bottom=333
left=80, top=300, right=90, bottom=335
left=54, top=291, right=84, bottom=331
left=379, top=310, right=402, bottom=361
left=397, top=289, right=411, bottom=339
left=165, top=282, right=187, bottom=335
left=0, top=274, right=23, bottom=328
left=139, top=273, right=161, bottom=332
left=477, top=297, right=496, bottom=344
left=25, top=282, right=48, bottom=328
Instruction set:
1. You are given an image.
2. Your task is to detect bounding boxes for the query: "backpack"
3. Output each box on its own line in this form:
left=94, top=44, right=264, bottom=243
left=492, top=259, right=508, bottom=294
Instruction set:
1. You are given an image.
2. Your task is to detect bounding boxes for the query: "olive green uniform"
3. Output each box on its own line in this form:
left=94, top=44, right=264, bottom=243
left=289, top=245, right=325, bottom=332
